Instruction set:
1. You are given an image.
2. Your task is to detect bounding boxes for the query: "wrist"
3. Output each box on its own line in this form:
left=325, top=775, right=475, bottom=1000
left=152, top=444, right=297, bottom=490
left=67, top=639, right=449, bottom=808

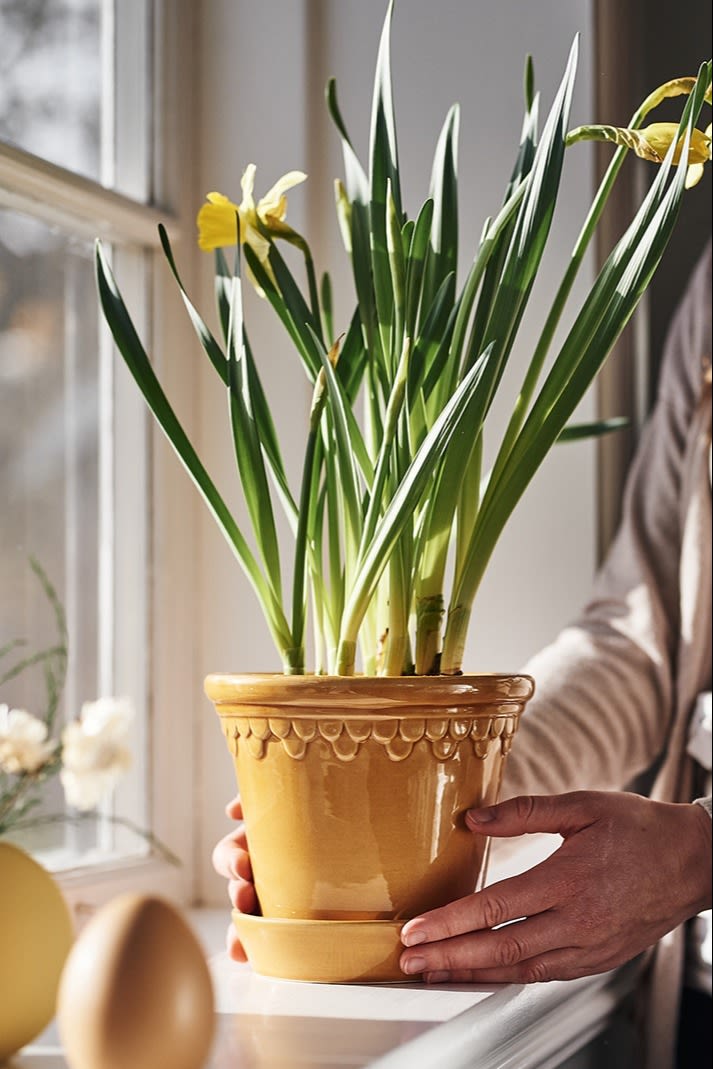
left=685, top=801, right=712, bottom=913
left=692, top=795, right=712, bottom=820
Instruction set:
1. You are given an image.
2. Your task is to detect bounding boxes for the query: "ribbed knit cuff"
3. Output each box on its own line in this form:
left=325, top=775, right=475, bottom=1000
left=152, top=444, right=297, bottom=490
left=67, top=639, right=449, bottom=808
left=692, top=796, right=712, bottom=819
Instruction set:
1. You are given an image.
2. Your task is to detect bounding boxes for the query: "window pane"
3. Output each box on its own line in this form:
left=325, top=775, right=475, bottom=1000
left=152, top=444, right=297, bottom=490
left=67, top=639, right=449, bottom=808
left=1, top=210, right=150, bottom=868
left=0, top=208, right=103, bottom=860
left=0, top=0, right=102, bottom=181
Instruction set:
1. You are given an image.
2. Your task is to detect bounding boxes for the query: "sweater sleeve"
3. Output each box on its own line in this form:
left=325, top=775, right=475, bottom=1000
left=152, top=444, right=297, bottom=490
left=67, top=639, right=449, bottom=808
left=503, top=242, right=712, bottom=798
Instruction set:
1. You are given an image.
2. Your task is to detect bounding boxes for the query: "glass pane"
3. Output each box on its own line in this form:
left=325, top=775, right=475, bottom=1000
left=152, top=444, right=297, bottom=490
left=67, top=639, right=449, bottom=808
left=0, top=208, right=104, bottom=861
left=0, top=0, right=102, bottom=181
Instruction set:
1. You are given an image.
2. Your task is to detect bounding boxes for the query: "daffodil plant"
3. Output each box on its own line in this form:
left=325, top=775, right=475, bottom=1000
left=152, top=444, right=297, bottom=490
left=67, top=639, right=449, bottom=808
left=96, top=3, right=711, bottom=677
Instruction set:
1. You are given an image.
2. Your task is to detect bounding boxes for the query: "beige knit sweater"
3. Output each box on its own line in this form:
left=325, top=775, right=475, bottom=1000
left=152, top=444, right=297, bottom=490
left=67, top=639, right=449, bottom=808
left=503, top=240, right=712, bottom=1069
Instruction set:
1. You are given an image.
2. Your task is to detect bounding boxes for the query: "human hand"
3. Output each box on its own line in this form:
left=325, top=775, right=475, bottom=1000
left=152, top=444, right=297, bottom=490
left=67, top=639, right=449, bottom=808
left=211, top=795, right=258, bottom=961
left=399, top=790, right=712, bottom=984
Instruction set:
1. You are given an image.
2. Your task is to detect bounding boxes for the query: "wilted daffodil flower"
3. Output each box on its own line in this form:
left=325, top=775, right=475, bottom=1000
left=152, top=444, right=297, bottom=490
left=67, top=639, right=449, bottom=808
left=197, top=164, right=307, bottom=265
left=566, top=75, right=711, bottom=188
left=637, top=122, right=713, bottom=163
left=567, top=122, right=711, bottom=187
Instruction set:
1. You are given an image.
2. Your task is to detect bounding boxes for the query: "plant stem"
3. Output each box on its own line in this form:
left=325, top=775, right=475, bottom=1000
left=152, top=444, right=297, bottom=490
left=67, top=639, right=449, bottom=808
left=414, top=594, right=444, bottom=675
left=439, top=604, right=470, bottom=675
left=485, top=95, right=656, bottom=493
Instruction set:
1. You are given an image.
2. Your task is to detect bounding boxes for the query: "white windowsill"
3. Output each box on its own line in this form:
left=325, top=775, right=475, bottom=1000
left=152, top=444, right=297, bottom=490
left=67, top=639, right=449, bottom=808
left=16, top=835, right=644, bottom=1068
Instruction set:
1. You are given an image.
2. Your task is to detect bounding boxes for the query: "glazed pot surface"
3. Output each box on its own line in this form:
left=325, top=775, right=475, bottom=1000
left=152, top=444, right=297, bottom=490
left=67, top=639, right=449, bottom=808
left=207, top=673, right=533, bottom=922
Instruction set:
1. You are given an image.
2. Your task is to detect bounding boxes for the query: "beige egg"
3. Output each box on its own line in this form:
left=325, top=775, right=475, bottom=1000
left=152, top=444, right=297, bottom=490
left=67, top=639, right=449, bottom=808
left=57, top=893, right=214, bottom=1069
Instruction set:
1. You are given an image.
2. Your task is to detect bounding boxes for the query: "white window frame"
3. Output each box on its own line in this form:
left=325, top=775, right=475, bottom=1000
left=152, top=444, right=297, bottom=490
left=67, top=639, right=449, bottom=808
left=0, top=0, right=200, bottom=912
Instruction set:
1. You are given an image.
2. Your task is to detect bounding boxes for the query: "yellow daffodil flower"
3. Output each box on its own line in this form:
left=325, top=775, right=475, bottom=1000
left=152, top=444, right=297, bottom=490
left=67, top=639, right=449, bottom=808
left=197, top=165, right=307, bottom=264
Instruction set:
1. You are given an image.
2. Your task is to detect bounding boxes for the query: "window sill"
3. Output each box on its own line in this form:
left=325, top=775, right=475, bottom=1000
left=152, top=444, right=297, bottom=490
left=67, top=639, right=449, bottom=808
left=56, top=854, right=185, bottom=926
left=17, top=904, right=644, bottom=1069
left=18, top=835, right=643, bottom=1068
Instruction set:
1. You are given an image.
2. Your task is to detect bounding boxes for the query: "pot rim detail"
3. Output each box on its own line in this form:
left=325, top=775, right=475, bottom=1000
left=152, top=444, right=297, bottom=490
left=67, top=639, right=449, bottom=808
left=205, top=672, right=535, bottom=715
left=222, top=710, right=523, bottom=762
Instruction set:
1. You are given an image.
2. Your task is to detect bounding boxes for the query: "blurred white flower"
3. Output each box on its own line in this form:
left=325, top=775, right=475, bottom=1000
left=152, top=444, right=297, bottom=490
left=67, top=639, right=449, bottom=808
left=60, top=697, right=134, bottom=812
left=0, top=704, right=57, bottom=774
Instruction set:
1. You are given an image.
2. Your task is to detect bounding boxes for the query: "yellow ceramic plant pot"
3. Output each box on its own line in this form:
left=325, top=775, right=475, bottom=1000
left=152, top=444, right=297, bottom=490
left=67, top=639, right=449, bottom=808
left=205, top=672, right=533, bottom=981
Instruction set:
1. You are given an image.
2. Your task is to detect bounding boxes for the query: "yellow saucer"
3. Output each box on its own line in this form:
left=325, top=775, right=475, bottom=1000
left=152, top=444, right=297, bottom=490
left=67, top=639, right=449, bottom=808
left=232, top=913, right=415, bottom=984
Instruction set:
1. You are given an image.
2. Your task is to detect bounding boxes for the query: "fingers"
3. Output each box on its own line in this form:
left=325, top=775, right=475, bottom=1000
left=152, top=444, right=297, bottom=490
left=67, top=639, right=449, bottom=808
left=225, top=795, right=244, bottom=820
left=401, top=863, right=560, bottom=949
left=212, top=824, right=251, bottom=881
left=401, top=792, right=700, bottom=986
left=466, top=791, right=599, bottom=839
left=227, top=877, right=258, bottom=914
left=226, top=923, right=248, bottom=963
left=401, top=911, right=568, bottom=978
left=216, top=794, right=255, bottom=965
left=418, top=946, right=596, bottom=986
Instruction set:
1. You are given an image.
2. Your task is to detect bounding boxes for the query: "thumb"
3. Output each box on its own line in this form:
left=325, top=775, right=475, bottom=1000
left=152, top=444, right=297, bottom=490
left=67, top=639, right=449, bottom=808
left=465, top=792, right=597, bottom=838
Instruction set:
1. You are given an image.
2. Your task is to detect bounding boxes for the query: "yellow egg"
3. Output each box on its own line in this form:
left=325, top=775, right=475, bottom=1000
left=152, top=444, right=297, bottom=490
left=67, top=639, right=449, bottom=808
left=57, top=893, right=214, bottom=1069
left=0, top=841, right=74, bottom=1060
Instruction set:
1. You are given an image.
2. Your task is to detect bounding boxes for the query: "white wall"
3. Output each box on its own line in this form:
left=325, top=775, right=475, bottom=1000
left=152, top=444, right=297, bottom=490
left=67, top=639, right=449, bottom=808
left=195, top=0, right=595, bottom=903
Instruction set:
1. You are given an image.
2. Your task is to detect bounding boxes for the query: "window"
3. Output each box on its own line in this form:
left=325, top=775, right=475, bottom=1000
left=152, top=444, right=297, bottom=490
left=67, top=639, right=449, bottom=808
left=0, top=0, right=197, bottom=906
left=0, top=0, right=102, bottom=181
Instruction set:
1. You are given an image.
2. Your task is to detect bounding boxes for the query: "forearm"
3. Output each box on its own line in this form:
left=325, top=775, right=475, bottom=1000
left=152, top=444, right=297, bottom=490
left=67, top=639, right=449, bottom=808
left=503, top=623, right=672, bottom=797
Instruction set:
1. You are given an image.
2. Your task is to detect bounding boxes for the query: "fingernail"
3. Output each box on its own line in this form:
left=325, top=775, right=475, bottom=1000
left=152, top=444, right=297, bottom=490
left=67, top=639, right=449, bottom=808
left=401, top=927, right=427, bottom=947
left=401, top=955, right=426, bottom=975
left=467, top=806, right=495, bottom=824
left=426, top=971, right=450, bottom=984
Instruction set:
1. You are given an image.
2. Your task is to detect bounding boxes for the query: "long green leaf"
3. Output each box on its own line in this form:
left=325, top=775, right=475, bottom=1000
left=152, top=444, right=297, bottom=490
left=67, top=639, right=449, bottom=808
left=326, top=76, right=369, bottom=205
left=443, top=70, right=708, bottom=671
left=350, top=200, right=387, bottom=393
left=357, top=336, right=411, bottom=564
left=213, top=250, right=297, bottom=529
left=243, top=243, right=322, bottom=381
left=337, top=306, right=368, bottom=402
left=243, top=333, right=299, bottom=532
left=427, top=175, right=527, bottom=419
left=557, top=417, right=629, bottom=442
left=421, top=104, right=459, bottom=318
left=95, top=241, right=293, bottom=661
left=462, top=35, right=579, bottom=407
left=369, top=0, right=402, bottom=219
left=226, top=257, right=284, bottom=607
left=159, top=225, right=228, bottom=386
left=386, top=180, right=406, bottom=361
left=404, top=198, right=435, bottom=339
left=368, top=0, right=402, bottom=367
left=309, top=327, right=363, bottom=566
left=336, top=343, right=495, bottom=672
left=291, top=366, right=331, bottom=660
